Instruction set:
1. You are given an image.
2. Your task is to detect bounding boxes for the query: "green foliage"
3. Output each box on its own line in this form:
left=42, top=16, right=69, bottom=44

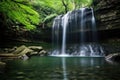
left=76, top=0, right=93, bottom=8
left=28, top=0, right=93, bottom=29
left=33, top=0, right=93, bottom=14
left=43, top=14, right=57, bottom=23
left=32, top=0, right=93, bottom=26
left=33, top=0, right=65, bottom=13
left=0, top=0, right=41, bottom=30
left=0, top=0, right=93, bottom=30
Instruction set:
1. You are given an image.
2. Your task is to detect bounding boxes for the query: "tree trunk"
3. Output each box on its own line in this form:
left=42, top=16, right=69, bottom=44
left=61, top=0, right=68, bottom=13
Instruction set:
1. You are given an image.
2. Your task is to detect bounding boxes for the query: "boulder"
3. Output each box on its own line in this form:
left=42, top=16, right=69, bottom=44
left=17, top=47, right=33, bottom=56
left=28, top=46, right=43, bottom=52
left=0, top=53, right=18, bottom=57
left=19, top=54, right=29, bottom=60
left=30, top=52, right=38, bottom=55
left=105, top=53, right=120, bottom=64
left=0, top=61, right=6, bottom=68
left=39, top=50, right=47, bottom=56
left=0, top=45, right=47, bottom=60
left=0, top=61, right=6, bottom=66
left=8, top=46, right=18, bottom=53
left=12, top=45, right=34, bottom=60
left=12, top=45, right=33, bottom=55
left=3, top=46, right=18, bottom=53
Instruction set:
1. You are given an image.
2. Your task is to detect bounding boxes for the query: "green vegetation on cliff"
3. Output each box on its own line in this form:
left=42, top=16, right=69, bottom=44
left=0, top=0, right=93, bottom=30
left=0, top=0, right=40, bottom=30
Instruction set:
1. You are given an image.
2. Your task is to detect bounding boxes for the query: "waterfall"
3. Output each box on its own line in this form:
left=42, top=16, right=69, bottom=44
left=51, top=8, right=104, bottom=57
left=80, top=8, right=85, bottom=43
left=52, top=15, right=62, bottom=55
left=91, top=8, right=97, bottom=42
left=61, top=12, right=70, bottom=55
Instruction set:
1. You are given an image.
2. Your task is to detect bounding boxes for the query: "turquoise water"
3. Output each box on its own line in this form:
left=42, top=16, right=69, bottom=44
left=1, top=57, right=120, bottom=80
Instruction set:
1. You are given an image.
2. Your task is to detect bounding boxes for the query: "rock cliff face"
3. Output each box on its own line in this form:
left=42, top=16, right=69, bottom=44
left=94, top=0, right=120, bottom=30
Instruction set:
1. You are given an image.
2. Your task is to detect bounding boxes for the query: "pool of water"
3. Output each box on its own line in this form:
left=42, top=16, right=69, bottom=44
left=1, top=57, right=120, bottom=80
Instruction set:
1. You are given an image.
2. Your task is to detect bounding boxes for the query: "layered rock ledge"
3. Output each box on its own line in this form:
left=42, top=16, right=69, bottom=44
left=0, top=45, right=47, bottom=60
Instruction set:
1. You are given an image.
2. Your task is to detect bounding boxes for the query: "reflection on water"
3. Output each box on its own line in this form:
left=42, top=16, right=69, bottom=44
left=1, top=57, right=120, bottom=80
left=61, top=57, right=104, bottom=80
left=78, top=57, right=104, bottom=67
left=62, top=58, right=68, bottom=80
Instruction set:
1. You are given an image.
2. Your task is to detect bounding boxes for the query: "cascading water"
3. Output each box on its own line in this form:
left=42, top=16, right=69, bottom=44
left=61, top=12, right=70, bottom=55
left=80, top=8, right=85, bottom=43
left=51, top=8, right=104, bottom=57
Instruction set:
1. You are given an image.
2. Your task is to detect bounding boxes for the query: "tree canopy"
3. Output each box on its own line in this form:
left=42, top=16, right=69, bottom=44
left=0, top=0, right=93, bottom=30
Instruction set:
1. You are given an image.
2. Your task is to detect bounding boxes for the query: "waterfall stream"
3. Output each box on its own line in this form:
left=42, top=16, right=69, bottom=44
left=51, top=8, right=104, bottom=57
